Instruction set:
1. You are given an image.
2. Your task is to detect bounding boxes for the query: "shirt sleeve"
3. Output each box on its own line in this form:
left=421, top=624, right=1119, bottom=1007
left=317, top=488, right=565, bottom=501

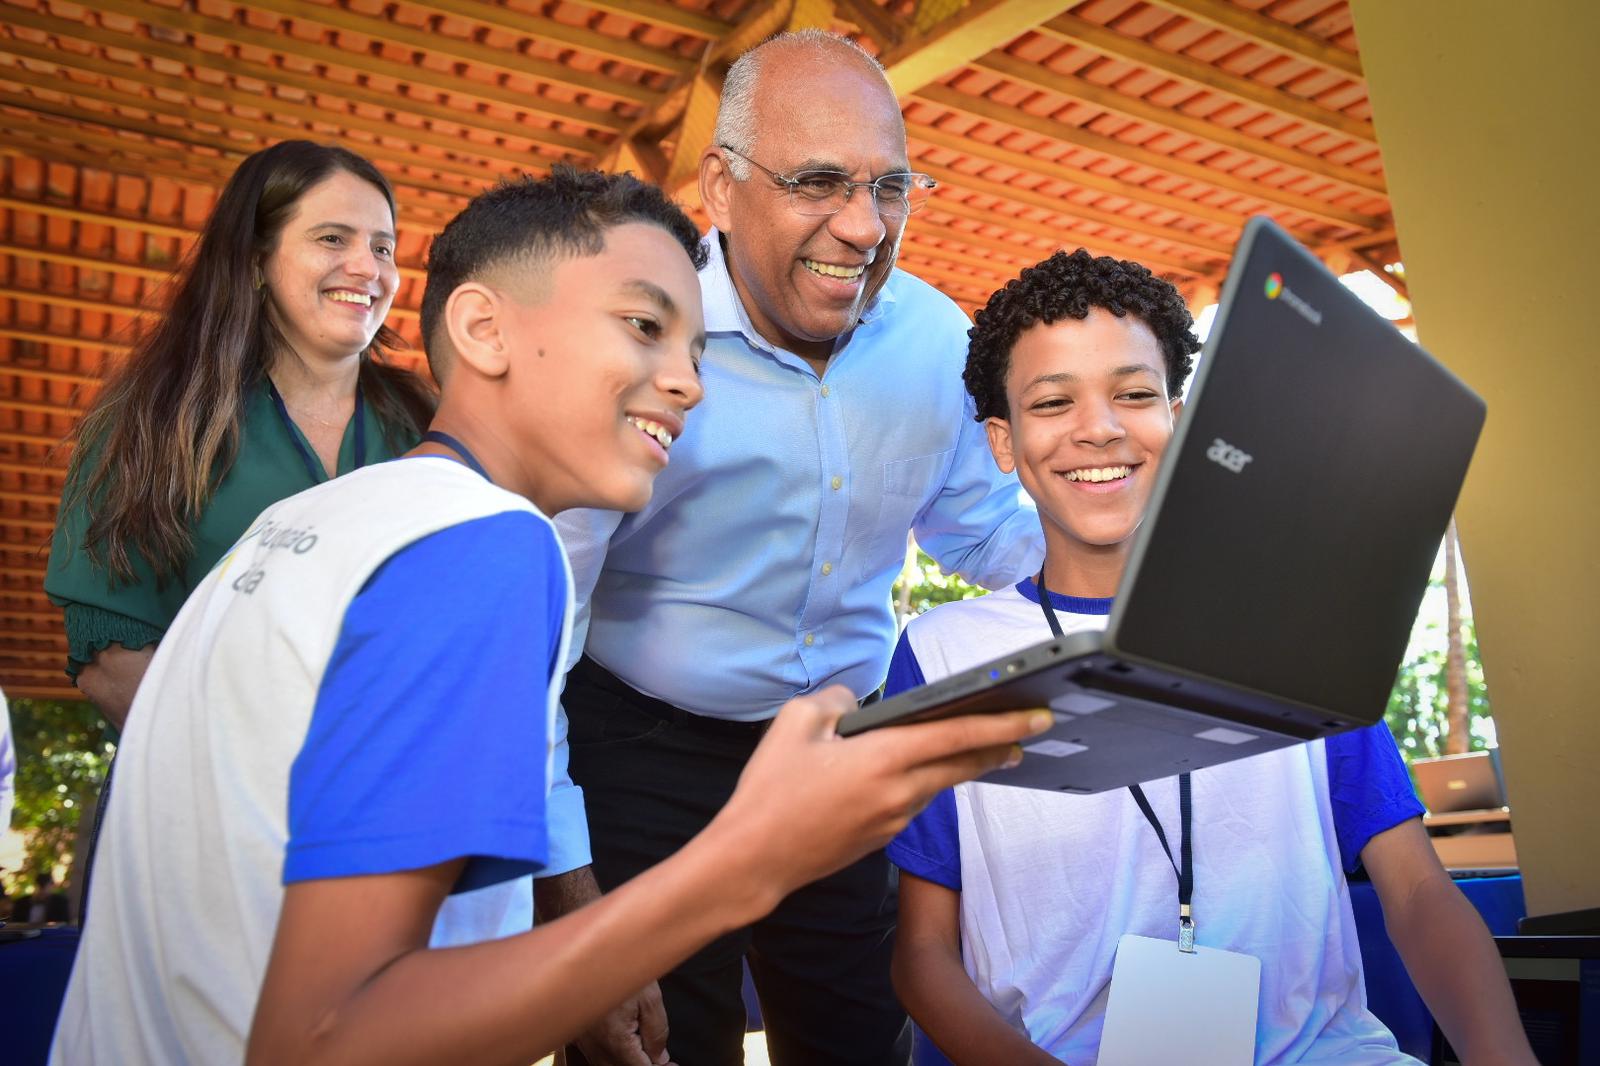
left=912, top=393, right=1045, bottom=592
left=883, top=630, right=963, bottom=891
left=283, top=512, right=563, bottom=892
left=44, top=453, right=170, bottom=675
left=1325, top=723, right=1426, bottom=872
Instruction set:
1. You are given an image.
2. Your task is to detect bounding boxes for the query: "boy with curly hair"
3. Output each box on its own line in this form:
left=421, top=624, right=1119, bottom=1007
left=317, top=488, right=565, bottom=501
left=888, top=249, right=1535, bottom=1064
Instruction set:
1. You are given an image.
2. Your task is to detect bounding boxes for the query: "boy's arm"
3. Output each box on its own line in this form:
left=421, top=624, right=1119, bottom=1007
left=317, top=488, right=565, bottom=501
left=1361, top=818, right=1536, bottom=1065
left=892, top=871, right=1060, bottom=1066
left=247, top=690, right=1050, bottom=1066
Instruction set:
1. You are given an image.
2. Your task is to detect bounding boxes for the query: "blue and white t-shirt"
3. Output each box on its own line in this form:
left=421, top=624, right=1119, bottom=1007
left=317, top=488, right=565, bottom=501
left=887, top=580, right=1426, bottom=1065
left=54, top=458, right=569, bottom=1065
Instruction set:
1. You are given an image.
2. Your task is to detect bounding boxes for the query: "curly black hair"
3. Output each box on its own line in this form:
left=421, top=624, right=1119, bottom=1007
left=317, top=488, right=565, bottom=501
left=964, top=249, right=1200, bottom=422
left=421, top=166, right=706, bottom=379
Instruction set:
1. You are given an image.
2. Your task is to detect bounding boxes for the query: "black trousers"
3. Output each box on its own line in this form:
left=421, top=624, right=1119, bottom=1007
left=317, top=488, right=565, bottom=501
left=565, top=657, right=911, bottom=1066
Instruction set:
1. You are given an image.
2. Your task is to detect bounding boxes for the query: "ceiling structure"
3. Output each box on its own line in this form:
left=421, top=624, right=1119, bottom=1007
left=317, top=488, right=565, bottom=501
left=0, top=0, right=1404, bottom=700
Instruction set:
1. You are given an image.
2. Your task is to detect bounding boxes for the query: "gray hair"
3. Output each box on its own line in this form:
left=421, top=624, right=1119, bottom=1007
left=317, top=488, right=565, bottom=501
left=713, top=30, right=886, bottom=181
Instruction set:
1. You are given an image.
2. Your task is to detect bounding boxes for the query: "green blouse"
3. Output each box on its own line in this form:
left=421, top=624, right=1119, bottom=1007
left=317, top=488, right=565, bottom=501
left=46, top=379, right=420, bottom=676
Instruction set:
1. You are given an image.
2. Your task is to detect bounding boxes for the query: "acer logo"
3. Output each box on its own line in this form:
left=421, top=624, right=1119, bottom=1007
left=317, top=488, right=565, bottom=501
left=1206, top=438, right=1253, bottom=473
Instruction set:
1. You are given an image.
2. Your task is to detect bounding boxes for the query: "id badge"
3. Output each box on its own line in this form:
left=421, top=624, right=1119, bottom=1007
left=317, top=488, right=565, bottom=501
left=1098, top=934, right=1261, bottom=1065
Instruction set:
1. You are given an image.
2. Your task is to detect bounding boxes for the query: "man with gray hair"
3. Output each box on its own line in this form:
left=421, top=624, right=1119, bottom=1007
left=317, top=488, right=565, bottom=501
left=552, top=31, right=1043, bottom=1066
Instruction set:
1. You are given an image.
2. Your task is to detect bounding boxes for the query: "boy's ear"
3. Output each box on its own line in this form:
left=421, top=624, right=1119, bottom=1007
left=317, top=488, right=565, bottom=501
left=984, top=416, right=1016, bottom=474
left=445, top=282, right=510, bottom=379
left=1170, top=396, right=1185, bottom=423
left=700, top=148, right=734, bottom=234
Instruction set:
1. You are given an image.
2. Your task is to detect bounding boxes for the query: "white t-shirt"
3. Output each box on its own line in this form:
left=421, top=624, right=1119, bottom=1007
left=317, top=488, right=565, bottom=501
left=52, top=459, right=571, bottom=1064
left=888, top=580, right=1424, bottom=1065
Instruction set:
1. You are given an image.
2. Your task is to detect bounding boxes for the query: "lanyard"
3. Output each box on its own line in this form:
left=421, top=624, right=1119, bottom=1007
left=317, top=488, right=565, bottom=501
left=421, top=430, right=492, bottom=483
left=268, top=379, right=367, bottom=484
left=1035, top=574, right=1197, bottom=953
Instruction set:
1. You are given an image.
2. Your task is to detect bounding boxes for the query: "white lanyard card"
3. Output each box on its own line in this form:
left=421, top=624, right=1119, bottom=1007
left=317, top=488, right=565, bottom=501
left=1098, top=933, right=1262, bottom=1065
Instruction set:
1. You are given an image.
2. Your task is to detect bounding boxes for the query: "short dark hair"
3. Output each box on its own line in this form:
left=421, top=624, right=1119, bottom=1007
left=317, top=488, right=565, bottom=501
left=421, top=167, right=707, bottom=377
left=964, top=249, right=1200, bottom=422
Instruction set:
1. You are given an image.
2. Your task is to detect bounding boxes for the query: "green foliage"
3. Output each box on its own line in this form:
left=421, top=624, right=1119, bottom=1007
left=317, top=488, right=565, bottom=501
left=1384, top=587, right=1494, bottom=765
left=892, top=547, right=983, bottom=622
left=5, top=698, right=112, bottom=897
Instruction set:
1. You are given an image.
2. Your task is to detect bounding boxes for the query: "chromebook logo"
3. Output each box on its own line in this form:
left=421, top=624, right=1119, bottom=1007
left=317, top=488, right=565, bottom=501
left=1262, top=271, right=1321, bottom=326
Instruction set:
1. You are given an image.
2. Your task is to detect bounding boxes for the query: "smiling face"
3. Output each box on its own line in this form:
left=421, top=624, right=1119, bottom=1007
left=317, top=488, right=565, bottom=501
left=486, top=222, right=706, bottom=515
left=702, top=50, right=908, bottom=364
left=260, top=168, right=399, bottom=366
left=986, top=309, right=1182, bottom=567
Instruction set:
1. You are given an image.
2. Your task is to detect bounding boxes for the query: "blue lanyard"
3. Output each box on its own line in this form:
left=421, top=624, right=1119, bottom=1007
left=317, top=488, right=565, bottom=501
left=1036, top=573, right=1196, bottom=952
left=268, top=379, right=367, bottom=484
left=420, top=430, right=492, bottom=483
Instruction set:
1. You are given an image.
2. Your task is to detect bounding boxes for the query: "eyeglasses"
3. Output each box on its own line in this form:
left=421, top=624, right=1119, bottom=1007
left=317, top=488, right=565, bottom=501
left=719, top=145, right=936, bottom=219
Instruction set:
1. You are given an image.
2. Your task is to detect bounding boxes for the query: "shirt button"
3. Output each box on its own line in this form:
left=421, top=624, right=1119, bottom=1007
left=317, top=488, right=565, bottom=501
left=821, top=562, right=833, bottom=576
left=830, top=476, right=842, bottom=491
left=804, top=633, right=815, bottom=647
left=820, top=384, right=830, bottom=398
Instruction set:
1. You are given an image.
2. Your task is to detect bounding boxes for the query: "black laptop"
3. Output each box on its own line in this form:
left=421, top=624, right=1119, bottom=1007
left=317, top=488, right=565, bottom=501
left=838, top=217, right=1486, bottom=793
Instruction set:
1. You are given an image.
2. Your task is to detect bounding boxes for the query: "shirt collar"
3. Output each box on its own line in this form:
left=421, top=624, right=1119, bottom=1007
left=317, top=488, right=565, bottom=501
left=699, top=228, right=898, bottom=352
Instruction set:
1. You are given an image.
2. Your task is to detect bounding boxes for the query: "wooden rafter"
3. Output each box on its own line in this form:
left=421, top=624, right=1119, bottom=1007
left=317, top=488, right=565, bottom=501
left=0, top=238, right=426, bottom=284
left=233, top=0, right=667, bottom=106
left=877, top=0, right=1076, bottom=96
left=0, top=38, right=575, bottom=173
left=0, top=5, right=601, bottom=156
left=911, top=118, right=1376, bottom=235
left=917, top=159, right=1232, bottom=258
left=1039, top=12, right=1374, bottom=145
left=924, top=195, right=1221, bottom=276
left=86, top=0, right=631, bottom=134
left=912, top=83, right=1380, bottom=230
left=390, top=0, right=699, bottom=77
left=972, top=52, right=1384, bottom=195
left=1141, top=0, right=1363, bottom=80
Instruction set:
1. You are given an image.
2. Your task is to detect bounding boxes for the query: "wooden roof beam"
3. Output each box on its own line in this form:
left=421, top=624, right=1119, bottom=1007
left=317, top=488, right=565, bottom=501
left=0, top=487, right=63, bottom=507
left=918, top=160, right=1232, bottom=258
left=0, top=283, right=418, bottom=323
left=0, top=459, right=65, bottom=477
left=1142, top=0, right=1363, bottom=80
left=878, top=0, right=1077, bottom=97
left=0, top=194, right=191, bottom=241
left=573, top=0, right=731, bottom=40
left=0, top=37, right=576, bottom=173
left=0, top=4, right=600, bottom=156
left=385, top=0, right=697, bottom=78
left=0, top=117, right=463, bottom=230
left=912, top=118, right=1370, bottom=237
left=0, top=238, right=426, bottom=284
left=913, top=83, right=1382, bottom=230
left=1039, top=13, right=1375, bottom=145
left=0, top=75, right=513, bottom=197
left=235, top=0, right=665, bottom=107
left=599, top=0, right=795, bottom=179
left=973, top=52, right=1384, bottom=195
left=923, top=194, right=1222, bottom=277
left=87, top=0, right=629, bottom=135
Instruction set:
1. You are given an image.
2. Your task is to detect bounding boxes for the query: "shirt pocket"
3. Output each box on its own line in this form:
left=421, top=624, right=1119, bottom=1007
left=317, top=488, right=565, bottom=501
left=861, top=450, right=953, bottom=581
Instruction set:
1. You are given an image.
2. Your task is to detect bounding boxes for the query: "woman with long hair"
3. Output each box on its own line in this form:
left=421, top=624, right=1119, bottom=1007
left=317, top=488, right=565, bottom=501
left=47, top=141, right=435, bottom=729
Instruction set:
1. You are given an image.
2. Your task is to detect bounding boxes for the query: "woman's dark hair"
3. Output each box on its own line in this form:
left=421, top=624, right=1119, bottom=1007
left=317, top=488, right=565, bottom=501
left=964, top=249, right=1200, bottom=422
left=67, top=140, right=435, bottom=583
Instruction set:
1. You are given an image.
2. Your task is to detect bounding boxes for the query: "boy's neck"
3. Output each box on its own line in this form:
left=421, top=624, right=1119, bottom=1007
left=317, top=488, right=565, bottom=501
left=1038, top=544, right=1126, bottom=601
left=409, top=402, right=555, bottom=514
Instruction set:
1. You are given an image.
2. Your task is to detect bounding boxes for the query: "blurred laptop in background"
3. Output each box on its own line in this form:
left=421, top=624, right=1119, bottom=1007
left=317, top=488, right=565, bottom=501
left=1413, top=748, right=1508, bottom=813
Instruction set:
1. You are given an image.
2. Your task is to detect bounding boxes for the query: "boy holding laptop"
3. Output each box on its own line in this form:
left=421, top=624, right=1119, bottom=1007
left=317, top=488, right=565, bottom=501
left=887, top=249, right=1534, bottom=1064
left=51, top=171, right=1048, bottom=1066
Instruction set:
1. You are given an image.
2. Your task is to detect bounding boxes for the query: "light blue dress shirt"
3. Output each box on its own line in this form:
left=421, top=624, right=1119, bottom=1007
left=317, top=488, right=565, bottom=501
left=555, top=230, right=1043, bottom=722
